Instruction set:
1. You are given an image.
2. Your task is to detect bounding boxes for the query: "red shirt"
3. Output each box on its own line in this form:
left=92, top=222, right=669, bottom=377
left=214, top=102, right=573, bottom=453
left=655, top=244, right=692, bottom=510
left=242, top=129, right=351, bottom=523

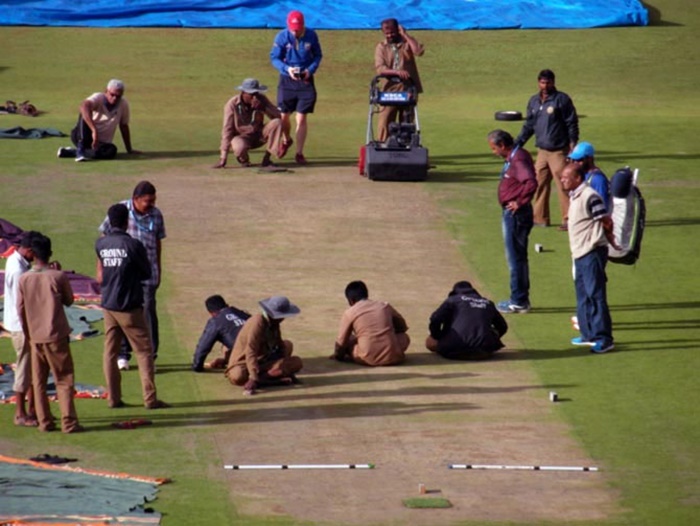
left=498, top=146, right=537, bottom=207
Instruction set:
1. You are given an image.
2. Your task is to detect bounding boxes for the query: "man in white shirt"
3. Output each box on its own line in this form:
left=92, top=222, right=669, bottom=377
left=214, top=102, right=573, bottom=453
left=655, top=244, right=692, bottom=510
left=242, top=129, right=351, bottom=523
left=3, top=232, right=37, bottom=426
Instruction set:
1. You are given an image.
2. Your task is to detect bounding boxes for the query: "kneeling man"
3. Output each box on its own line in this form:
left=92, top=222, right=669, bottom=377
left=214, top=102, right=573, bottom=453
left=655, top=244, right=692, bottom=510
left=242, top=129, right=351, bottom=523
left=426, top=281, right=508, bottom=360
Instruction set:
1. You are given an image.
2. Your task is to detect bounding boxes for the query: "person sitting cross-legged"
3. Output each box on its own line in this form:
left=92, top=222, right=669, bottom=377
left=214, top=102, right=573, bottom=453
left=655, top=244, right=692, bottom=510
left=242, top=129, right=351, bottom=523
left=331, top=280, right=410, bottom=366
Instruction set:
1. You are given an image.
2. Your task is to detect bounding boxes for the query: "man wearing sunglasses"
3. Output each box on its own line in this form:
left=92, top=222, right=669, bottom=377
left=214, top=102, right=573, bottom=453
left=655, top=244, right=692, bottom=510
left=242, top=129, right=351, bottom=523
left=58, top=79, right=141, bottom=162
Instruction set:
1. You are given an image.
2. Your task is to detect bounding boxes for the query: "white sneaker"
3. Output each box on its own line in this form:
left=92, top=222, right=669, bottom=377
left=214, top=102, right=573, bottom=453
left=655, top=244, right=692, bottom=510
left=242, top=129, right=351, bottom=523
left=57, top=146, right=76, bottom=158
left=117, top=358, right=130, bottom=371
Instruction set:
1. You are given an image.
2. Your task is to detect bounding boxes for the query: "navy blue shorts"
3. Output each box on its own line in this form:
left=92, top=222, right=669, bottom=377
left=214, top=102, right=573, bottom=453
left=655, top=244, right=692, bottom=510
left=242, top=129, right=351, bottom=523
left=277, top=74, right=317, bottom=114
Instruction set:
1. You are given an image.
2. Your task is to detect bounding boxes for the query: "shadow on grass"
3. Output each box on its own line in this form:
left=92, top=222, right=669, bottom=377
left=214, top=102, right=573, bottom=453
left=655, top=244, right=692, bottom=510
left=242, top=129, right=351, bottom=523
left=614, top=319, right=700, bottom=330
left=83, top=380, right=576, bottom=430
left=534, top=301, right=700, bottom=314
left=641, top=2, right=684, bottom=26
left=645, top=218, right=700, bottom=227
left=426, top=170, right=496, bottom=183
left=117, top=150, right=218, bottom=160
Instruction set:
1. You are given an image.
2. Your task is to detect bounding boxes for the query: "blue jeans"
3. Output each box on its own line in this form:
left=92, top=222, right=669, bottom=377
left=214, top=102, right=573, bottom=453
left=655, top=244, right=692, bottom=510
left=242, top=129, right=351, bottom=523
left=574, top=246, right=613, bottom=346
left=502, top=204, right=533, bottom=306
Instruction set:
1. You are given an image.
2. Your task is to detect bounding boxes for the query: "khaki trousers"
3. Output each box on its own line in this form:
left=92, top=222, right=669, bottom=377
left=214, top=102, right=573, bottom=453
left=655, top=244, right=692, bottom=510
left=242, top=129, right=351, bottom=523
left=103, top=308, right=157, bottom=407
left=11, top=331, right=32, bottom=393
left=226, top=340, right=302, bottom=386
left=533, top=148, right=570, bottom=225
left=231, top=119, right=284, bottom=159
left=31, top=339, right=80, bottom=432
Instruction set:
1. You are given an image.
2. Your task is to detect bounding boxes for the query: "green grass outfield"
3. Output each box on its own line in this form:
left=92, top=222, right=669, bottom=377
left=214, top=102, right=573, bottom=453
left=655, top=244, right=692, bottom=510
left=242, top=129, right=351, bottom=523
left=1, top=0, right=699, bottom=523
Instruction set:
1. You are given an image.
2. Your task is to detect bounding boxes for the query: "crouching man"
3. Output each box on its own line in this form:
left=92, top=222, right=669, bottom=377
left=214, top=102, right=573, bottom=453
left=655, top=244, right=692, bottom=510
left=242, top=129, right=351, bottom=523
left=426, top=281, right=508, bottom=360
left=225, top=295, right=303, bottom=395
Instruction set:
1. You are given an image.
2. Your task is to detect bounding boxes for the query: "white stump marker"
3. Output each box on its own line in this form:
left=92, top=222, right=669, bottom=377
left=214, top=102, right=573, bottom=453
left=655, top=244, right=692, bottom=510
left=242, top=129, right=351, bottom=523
left=225, top=463, right=375, bottom=470
left=449, top=464, right=598, bottom=472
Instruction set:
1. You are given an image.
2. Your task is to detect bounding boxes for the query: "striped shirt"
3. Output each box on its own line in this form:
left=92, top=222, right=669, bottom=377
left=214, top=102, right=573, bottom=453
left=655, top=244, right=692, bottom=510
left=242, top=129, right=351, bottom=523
left=99, top=199, right=165, bottom=287
left=568, top=183, right=608, bottom=259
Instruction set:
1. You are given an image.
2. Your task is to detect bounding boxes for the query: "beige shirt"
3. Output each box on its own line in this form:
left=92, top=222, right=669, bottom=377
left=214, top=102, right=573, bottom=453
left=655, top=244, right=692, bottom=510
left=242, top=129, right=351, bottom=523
left=336, top=299, right=409, bottom=366
left=374, top=39, right=424, bottom=94
left=568, top=183, right=608, bottom=259
left=17, top=268, right=73, bottom=343
left=225, top=313, right=283, bottom=382
left=86, top=92, right=130, bottom=143
left=220, top=93, right=281, bottom=157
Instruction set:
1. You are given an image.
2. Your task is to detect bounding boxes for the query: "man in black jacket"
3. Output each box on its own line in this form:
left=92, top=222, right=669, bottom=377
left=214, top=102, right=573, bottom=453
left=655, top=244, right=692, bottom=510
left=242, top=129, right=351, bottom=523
left=191, top=295, right=251, bottom=372
left=426, top=281, right=508, bottom=360
left=96, top=204, right=168, bottom=409
left=515, top=69, right=579, bottom=230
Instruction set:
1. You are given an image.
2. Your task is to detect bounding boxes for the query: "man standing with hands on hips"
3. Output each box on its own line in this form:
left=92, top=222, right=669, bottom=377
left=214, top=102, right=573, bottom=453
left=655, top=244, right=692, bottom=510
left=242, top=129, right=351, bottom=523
left=488, top=129, right=538, bottom=314
left=270, top=10, right=323, bottom=165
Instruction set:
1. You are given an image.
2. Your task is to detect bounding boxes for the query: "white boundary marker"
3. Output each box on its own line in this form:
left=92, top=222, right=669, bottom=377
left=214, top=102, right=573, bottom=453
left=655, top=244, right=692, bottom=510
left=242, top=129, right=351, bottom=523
left=449, top=464, right=598, bottom=472
left=224, top=463, right=375, bottom=470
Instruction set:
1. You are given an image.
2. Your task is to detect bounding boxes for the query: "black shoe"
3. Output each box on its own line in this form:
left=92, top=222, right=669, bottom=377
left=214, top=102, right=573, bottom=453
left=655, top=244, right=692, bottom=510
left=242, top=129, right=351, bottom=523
left=146, top=400, right=171, bottom=410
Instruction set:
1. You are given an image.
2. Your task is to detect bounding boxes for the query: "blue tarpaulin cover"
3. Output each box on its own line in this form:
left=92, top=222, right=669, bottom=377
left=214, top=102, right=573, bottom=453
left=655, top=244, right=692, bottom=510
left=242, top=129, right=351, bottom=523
left=0, top=1, right=648, bottom=30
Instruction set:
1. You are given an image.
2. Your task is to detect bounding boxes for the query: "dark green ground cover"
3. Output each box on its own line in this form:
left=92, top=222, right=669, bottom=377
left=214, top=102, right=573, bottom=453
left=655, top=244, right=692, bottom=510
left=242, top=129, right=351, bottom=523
left=1, top=1, right=698, bottom=523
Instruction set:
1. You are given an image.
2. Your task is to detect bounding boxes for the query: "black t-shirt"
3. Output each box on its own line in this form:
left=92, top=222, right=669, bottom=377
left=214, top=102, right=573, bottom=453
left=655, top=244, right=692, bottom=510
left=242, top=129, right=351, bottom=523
left=191, top=306, right=251, bottom=371
left=429, top=291, right=507, bottom=358
left=96, top=229, right=151, bottom=312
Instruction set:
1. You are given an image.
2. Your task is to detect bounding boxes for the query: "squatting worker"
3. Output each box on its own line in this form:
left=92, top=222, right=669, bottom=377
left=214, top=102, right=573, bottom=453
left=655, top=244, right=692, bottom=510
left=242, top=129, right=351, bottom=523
left=57, top=79, right=141, bottom=162
left=191, top=295, right=251, bottom=372
left=96, top=204, right=169, bottom=410
left=374, top=18, right=424, bottom=142
left=561, top=164, right=618, bottom=354
left=225, top=296, right=303, bottom=396
left=426, top=281, right=508, bottom=361
left=488, top=129, right=537, bottom=315
left=515, top=69, right=579, bottom=230
left=214, top=78, right=286, bottom=169
left=270, top=10, right=323, bottom=165
left=99, top=181, right=165, bottom=371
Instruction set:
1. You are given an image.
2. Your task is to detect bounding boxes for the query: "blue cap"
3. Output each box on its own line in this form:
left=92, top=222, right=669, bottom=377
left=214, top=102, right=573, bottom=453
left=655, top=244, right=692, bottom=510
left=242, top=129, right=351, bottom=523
left=568, top=142, right=595, bottom=161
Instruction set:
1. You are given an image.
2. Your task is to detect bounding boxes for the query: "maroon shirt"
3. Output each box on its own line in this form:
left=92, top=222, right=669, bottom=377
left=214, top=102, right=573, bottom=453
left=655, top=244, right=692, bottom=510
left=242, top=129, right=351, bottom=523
left=498, top=146, right=537, bottom=207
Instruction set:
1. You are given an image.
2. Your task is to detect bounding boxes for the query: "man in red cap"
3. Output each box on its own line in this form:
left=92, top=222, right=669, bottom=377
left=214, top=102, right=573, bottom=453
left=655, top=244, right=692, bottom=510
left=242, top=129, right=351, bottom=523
left=270, top=10, right=323, bottom=165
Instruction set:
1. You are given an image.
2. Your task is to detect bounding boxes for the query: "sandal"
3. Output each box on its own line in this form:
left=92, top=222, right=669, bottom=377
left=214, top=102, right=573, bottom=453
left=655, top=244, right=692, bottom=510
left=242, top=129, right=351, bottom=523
left=30, top=453, right=77, bottom=464
left=14, top=415, right=38, bottom=427
left=19, top=100, right=39, bottom=117
left=112, top=418, right=153, bottom=430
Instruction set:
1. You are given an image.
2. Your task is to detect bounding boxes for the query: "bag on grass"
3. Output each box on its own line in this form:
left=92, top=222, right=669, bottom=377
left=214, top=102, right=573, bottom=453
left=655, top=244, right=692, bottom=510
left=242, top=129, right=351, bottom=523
left=608, top=167, right=645, bottom=265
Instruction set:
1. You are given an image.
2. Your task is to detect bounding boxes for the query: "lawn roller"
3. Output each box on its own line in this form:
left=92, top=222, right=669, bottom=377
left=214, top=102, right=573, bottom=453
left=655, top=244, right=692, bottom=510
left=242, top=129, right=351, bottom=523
left=360, top=74, right=429, bottom=181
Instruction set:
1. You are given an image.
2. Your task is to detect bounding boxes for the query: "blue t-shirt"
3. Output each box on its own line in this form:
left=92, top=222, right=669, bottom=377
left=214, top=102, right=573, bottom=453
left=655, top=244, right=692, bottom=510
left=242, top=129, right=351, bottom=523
left=270, top=28, right=323, bottom=77
left=585, top=168, right=610, bottom=212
